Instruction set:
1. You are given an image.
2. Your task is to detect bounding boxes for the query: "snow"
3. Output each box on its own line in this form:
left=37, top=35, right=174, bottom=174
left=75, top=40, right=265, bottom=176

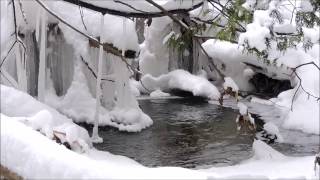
left=223, top=77, right=239, bottom=91
left=238, top=21, right=270, bottom=51
left=263, top=122, right=284, bottom=142
left=201, top=140, right=318, bottom=179
left=237, top=102, right=248, bottom=115
left=1, top=85, right=71, bottom=126
left=250, top=97, right=274, bottom=105
left=139, top=17, right=172, bottom=76
left=45, top=62, right=153, bottom=133
left=141, top=69, right=220, bottom=100
left=1, top=114, right=319, bottom=179
left=150, top=89, right=170, bottom=97
left=202, top=0, right=320, bottom=134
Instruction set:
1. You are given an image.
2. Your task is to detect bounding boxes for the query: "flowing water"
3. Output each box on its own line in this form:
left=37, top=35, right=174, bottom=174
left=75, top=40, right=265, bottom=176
left=90, top=97, right=319, bottom=168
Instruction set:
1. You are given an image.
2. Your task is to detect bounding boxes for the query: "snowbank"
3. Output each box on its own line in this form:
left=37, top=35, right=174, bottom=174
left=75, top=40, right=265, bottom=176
left=1, top=116, right=318, bottom=179
left=201, top=140, right=318, bottom=179
left=1, top=115, right=207, bottom=179
left=141, top=69, right=220, bottom=100
left=1, top=85, right=71, bottom=126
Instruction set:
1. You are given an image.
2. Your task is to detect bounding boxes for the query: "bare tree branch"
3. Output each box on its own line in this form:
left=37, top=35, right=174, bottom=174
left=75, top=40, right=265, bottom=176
left=80, top=56, right=115, bottom=82
left=290, top=62, right=320, bottom=110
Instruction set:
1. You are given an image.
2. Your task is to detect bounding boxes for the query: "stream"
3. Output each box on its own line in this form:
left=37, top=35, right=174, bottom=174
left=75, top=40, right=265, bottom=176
left=88, top=97, right=319, bottom=168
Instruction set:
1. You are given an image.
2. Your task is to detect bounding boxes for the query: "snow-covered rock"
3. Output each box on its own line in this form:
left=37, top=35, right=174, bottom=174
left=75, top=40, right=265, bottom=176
left=150, top=89, right=170, bottom=97
left=141, top=69, right=220, bottom=100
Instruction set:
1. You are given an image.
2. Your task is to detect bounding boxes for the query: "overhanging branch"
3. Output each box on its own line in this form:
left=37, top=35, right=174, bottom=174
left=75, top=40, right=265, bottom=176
left=34, top=0, right=136, bottom=58
left=62, top=0, right=204, bottom=17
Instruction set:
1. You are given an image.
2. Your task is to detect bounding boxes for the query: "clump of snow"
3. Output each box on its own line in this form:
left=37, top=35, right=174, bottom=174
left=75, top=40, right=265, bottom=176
left=250, top=97, right=274, bottom=105
left=109, top=108, right=153, bottom=132
left=238, top=22, right=270, bottom=52
left=251, top=140, right=285, bottom=160
left=129, top=79, right=141, bottom=97
left=299, top=0, right=314, bottom=12
left=150, top=89, right=170, bottom=97
left=139, top=17, right=172, bottom=76
left=20, top=110, right=54, bottom=138
left=263, top=122, right=284, bottom=142
left=243, top=68, right=255, bottom=78
left=53, top=122, right=92, bottom=153
left=237, top=102, right=248, bottom=115
left=223, top=77, right=239, bottom=92
left=1, top=85, right=71, bottom=126
left=141, top=69, right=220, bottom=100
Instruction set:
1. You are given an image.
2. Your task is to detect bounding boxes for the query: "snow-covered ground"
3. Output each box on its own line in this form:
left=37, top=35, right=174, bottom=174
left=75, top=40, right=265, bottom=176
left=1, top=85, right=319, bottom=179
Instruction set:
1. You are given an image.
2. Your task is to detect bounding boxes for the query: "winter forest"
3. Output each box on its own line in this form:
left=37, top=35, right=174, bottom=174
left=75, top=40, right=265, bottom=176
left=0, top=0, right=319, bottom=179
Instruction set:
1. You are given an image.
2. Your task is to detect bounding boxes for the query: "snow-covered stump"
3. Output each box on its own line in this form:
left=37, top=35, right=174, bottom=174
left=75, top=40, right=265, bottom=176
left=236, top=102, right=256, bottom=134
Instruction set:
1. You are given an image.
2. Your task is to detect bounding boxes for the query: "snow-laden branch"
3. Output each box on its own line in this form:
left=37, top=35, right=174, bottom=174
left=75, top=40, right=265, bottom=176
left=34, top=0, right=136, bottom=59
left=62, top=0, right=204, bottom=17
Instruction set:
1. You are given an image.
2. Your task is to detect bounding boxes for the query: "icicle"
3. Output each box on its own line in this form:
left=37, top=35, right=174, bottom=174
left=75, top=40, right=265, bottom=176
left=122, top=18, right=127, bottom=56
left=91, top=13, right=104, bottom=143
left=35, top=8, right=41, bottom=43
left=15, top=43, right=27, bottom=91
left=38, top=9, right=46, bottom=102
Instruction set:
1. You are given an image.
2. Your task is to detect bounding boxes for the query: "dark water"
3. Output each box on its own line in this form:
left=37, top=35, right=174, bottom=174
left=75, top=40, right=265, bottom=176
left=90, top=98, right=319, bottom=168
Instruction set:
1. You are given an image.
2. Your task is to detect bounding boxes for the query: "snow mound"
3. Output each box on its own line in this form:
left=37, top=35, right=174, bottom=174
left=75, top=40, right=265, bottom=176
left=1, top=85, right=72, bottom=125
left=141, top=69, right=220, bottom=100
left=110, top=108, right=153, bottom=132
left=263, top=122, right=284, bottom=142
left=45, top=64, right=152, bottom=132
left=20, top=110, right=54, bottom=138
left=251, top=140, right=285, bottom=160
left=237, top=102, right=248, bottom=115
left=150, top=89, right=170, bottom=97
left=223, top=77, right=239, bottom=91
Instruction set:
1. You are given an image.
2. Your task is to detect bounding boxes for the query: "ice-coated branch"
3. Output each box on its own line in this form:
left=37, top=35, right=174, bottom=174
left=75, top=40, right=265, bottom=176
left=0, top=0, right=27, bottom=91
left=290, top=62, right=320, bottom=110
left=62, top=0, right=204, bottom=18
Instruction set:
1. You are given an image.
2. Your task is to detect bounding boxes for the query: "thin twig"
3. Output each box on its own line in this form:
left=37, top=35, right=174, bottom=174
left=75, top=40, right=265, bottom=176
left=290, top=62, right=320, bottom=110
